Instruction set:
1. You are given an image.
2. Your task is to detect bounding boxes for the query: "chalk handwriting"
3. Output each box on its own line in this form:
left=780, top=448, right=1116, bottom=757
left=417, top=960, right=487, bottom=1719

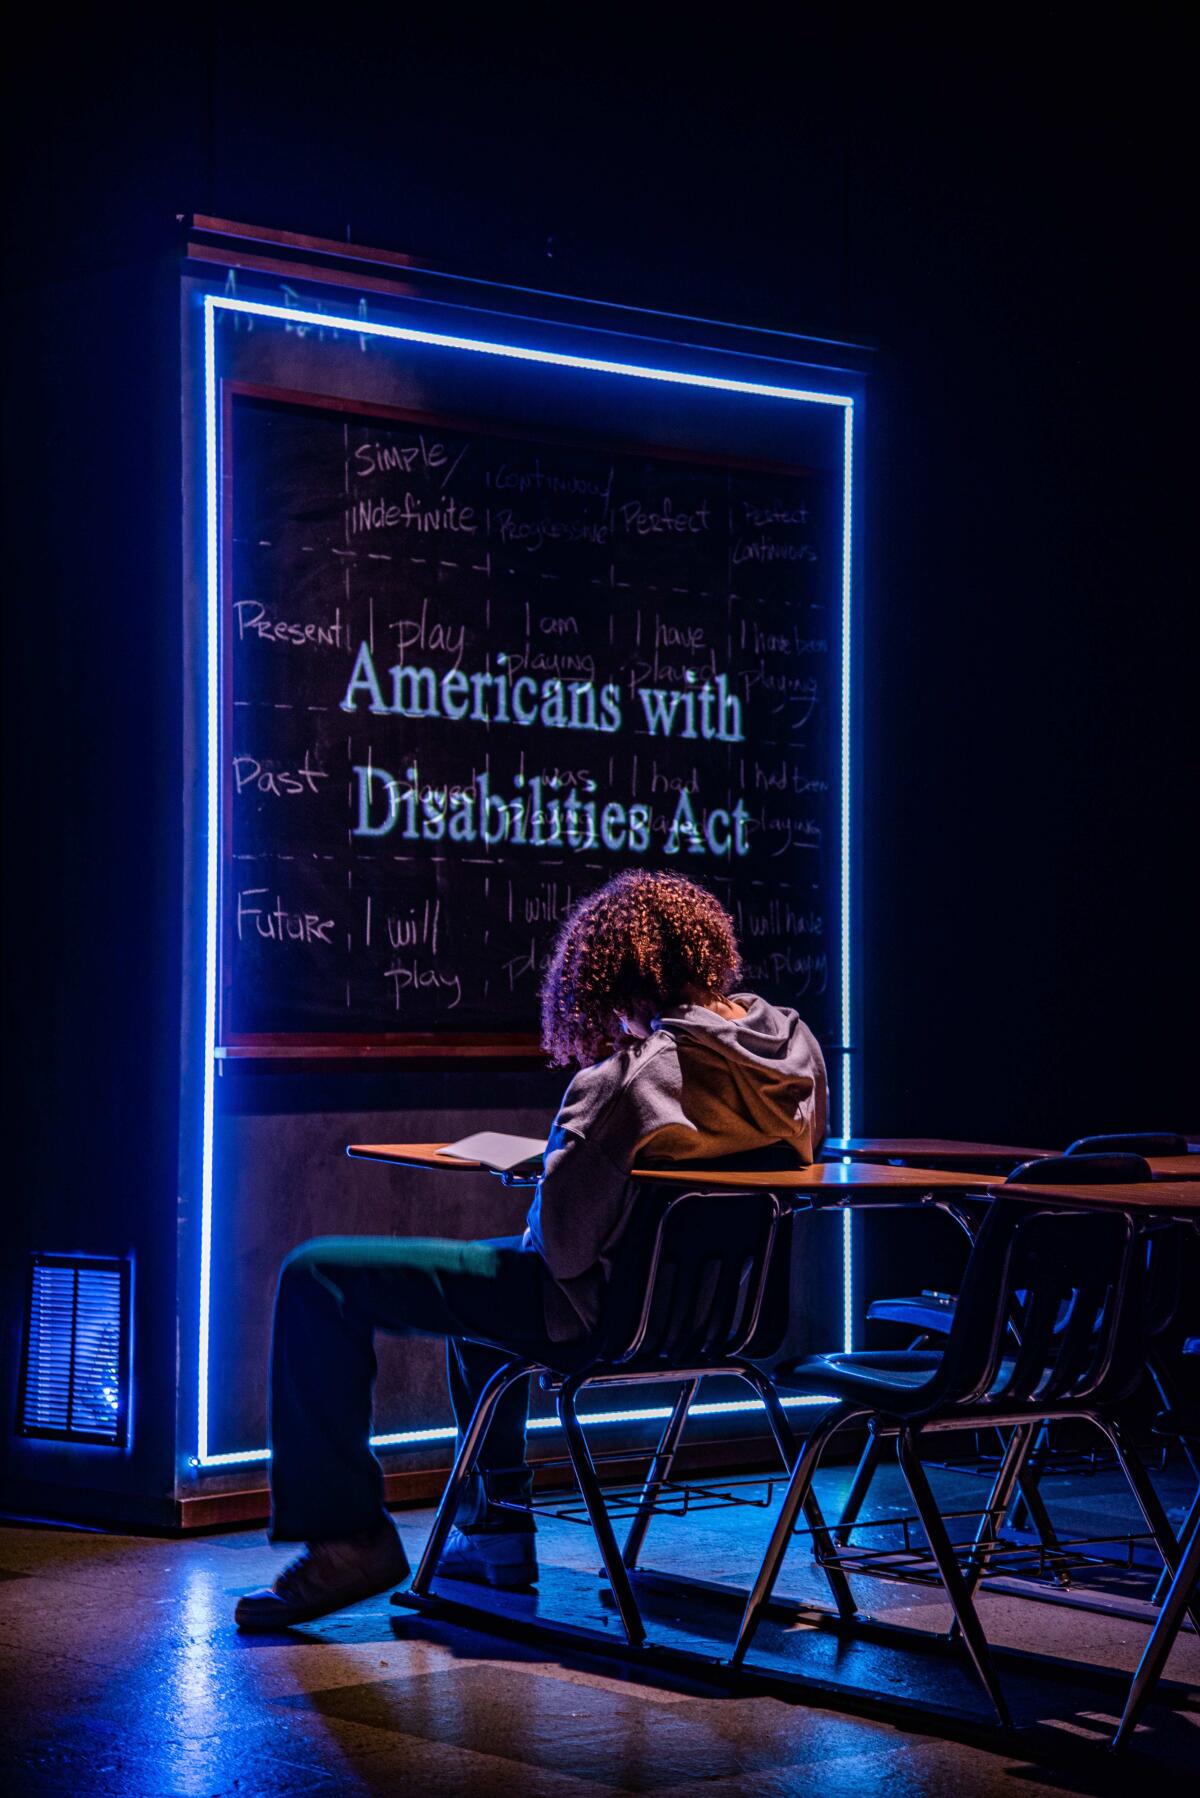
left=235, top=601, right=346, bottom=648
left=226, top=392, right=840, bottom=1035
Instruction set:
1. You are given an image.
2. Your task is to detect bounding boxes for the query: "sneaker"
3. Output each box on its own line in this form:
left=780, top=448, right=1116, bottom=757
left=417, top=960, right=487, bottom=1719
left=235, top=1517, right=411, bottom=1630
left=438, top=1525, right=538, bottom=1590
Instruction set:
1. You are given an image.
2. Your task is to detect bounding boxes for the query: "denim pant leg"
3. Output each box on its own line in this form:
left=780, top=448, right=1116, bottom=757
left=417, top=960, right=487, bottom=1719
left=446, top=1337, right=535, bottom=1534
left=268, top=1234, right=551, bottom=1543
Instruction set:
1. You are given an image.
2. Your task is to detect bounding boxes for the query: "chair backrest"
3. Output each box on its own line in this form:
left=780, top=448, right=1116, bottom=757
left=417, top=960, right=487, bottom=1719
left=1067, top=1131, right=1188, bottom=1158
left=1142, top=1223, right=1188, bottom=1339
left=589, top=1181, right=783, bottom=1370
left=915, top=1198, right=1143, bottom=1417
left=1009, top=1151, right=1152, bottom=1184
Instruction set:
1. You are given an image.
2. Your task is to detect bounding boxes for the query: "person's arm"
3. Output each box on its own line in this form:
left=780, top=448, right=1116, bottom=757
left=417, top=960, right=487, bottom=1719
left=524, top=1120, right=634, bottom=1281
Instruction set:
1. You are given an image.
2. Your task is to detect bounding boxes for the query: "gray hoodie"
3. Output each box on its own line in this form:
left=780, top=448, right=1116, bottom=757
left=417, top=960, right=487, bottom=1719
left=526, top=993, right=827, bottom=1339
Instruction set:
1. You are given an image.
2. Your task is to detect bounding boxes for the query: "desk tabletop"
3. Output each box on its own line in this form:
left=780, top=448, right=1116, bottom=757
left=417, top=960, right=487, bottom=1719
left=822, top=1137, right=1051, bottom=1168
left=1147, top=1155, right=1200, bottom=1180
left=347, top=1143, right=996, bottom=1194
left=347, top=1143, right=1200, bottom=1215
left=822, top=1138, right=1200, bottom=1180
left=999, top=1179, right=1200, bottom=1214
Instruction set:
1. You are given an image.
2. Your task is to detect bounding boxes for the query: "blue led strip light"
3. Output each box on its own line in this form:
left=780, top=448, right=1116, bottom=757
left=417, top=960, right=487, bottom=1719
left=839, top=403, right=855, bottom=1350
left=197, top=294, right=857, bottom=1467
left=198, top=298, right=221, bottom=1466
left=194, top=1393, right=839, bottom=1468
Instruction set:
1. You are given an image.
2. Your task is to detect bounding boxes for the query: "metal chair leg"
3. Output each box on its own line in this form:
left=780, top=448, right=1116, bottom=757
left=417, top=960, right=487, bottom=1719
left=410, top=1359, right=538, bottom=1598
left=1111, top=1497, right=1200, bottom=1750
left=896, top=1426, right=1012, bottom=1728
left=1151, top=1477, right=1200, bottom=1605
left=954, top=1423, right=1036, bottom=1621
left=729, top=1405, right=858, bottom=1667
left=558, top=1375, right=646, bottom=1647
left=1006, top=1421, right=1043, bottom=1531
left=1012, top=1452, right=1070, bottom=1585
left=735, top=1368, right=857, bottom=1621
left=620, top=1378, right=698, bottom=1570
left=1104, top=1415, right=1200, bottom=1637
left=737, top=1364, right=798, bottom=1471
left=798, top=1482, right=858, bottom=1620
left=949, top=1420, right=1071, bottom=1639
left=835, top=1428, right=883, bottom=1545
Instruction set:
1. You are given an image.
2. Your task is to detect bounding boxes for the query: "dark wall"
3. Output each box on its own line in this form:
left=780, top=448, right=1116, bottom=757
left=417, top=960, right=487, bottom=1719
left=1, top=253, right=185, bottom=1517
left=8, top=15, right=1192, bottom=1136
left=4, top=19, right=1195, bottom=1503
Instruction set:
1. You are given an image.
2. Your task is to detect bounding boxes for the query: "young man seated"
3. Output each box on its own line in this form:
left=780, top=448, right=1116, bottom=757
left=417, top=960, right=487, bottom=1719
left=236, top=869, right=827, bottom=1628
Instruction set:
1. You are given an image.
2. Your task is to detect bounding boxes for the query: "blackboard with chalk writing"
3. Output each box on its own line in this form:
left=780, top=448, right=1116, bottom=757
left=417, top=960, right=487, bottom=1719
left=222, top=385, right=840, bottom=1048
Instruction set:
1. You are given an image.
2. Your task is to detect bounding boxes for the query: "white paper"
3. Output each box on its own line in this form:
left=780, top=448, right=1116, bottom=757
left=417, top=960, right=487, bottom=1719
left=440, top=1131, right=547, bottom=1172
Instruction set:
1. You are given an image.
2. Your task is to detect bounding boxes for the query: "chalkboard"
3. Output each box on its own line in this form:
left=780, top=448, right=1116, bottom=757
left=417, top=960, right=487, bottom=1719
left=222, top=385, right=840, bottom=1048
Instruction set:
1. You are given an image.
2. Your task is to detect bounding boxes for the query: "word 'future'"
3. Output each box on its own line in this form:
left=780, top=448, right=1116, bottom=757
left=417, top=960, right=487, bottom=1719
left=340, top=641, right=744, bottom=742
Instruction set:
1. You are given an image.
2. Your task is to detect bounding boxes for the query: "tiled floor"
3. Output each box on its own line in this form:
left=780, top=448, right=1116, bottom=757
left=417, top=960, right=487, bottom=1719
left=1, top=1462, right=1197, bottom=1795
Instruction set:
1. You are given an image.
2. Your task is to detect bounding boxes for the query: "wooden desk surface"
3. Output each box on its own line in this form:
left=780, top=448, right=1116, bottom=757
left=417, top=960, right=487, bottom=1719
left=1148, top=1155, right=1200, bottom=1180
left=999, top=1179, right=1200, bottom=1214
left=822, top=1138, right=1199, bottom=1180
left=347, top=1143, right=995, bottom=1194
left=347, top=1143, right=1200, bottom=1215
left=822, top=1137, right=1050, bottom=1168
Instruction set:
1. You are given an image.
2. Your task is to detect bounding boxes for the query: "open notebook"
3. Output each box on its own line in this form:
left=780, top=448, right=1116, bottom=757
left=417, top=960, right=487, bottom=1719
left=439, top=1131, right=548, bottom=1176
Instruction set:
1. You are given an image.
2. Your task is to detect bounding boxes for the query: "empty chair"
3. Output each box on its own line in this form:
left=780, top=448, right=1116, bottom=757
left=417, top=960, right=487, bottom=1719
left=731, top=1193, right=1193, bottom=1732
left=1112, top=1398, right=1200, bottom=1749
left=835, top=1152, right=1155, bottom=1552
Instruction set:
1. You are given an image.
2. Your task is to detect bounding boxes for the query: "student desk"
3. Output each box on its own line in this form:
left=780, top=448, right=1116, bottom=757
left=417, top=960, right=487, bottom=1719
left=347, top=1143, right=1200, bottom=1212
left=346, top=1142, right=999, bottom=1199
left=1145, top=1156, right=1200, bottom=1181
left=821, top=1137, right=1050, bottom=1171
left=347, top=1141, right=1200, bottom=1728
left=822, top=1138, right=1200, bottom=1180
left=1001, top=1177, right=1200, bottom=1214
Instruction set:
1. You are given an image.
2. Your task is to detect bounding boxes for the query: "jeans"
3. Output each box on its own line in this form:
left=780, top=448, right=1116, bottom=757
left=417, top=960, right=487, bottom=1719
left=268, top=1234, right=563, bottom=1543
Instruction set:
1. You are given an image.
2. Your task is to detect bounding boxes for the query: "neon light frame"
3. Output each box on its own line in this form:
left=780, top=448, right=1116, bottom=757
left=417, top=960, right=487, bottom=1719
left=195, top=292, right=857, bottom=1467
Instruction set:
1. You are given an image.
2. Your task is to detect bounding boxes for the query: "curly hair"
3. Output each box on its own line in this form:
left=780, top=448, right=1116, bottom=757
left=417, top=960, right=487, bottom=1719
left=539, top=870, right=742, bottom=1067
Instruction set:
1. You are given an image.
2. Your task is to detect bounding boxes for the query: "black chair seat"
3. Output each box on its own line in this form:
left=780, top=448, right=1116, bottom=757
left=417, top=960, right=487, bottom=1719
left=779, top=1347, right=1031, bottom=1409
left=866, top=1294, right=956, bottom=1333
left=777, top=1348, right=944, bottom=1398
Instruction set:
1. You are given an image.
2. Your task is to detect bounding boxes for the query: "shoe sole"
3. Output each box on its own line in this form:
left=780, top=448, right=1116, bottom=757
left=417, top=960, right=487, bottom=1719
left=235, top=1566, right=411, bottom=1631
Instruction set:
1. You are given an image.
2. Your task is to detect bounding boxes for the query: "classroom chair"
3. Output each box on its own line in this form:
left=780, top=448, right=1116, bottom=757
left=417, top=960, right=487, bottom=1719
left=730, top=1190, right=1194, bottom=1735
left=1112, top=1381, right=1200, bottom=1747
left=834, top=1150, right=1156, bottom=1554
left=398, top=1178, right=854, bottom=1648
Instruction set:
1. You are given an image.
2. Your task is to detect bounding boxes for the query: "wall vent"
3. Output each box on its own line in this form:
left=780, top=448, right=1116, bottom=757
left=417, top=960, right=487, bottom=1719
left=17, top=1256, right=131, bottom=1447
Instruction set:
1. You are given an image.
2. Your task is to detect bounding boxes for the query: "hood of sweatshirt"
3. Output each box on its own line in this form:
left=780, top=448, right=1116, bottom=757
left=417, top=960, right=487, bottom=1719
left=651, top=991, right=828, bottom=1151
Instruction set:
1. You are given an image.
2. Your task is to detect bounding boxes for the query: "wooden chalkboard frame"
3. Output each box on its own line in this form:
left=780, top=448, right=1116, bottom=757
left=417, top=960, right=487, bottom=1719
left=218, top=379, right=838, bottom=1060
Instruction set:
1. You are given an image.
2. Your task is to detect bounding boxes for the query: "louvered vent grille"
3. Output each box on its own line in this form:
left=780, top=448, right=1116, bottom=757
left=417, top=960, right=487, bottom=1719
left=18, top=1256, right=130, bottom=1446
